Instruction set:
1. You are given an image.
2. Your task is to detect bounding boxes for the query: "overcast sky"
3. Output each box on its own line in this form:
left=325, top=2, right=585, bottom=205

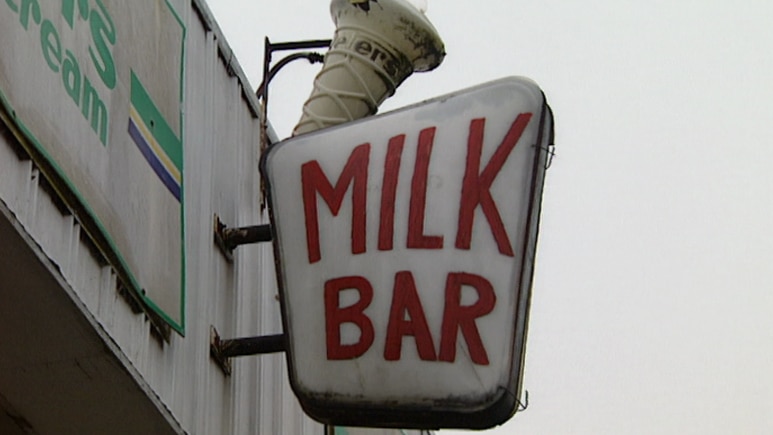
left=206, top=1, right=773, bottom=433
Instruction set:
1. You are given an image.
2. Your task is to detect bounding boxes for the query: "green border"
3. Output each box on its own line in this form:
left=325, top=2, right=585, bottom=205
left=0, top=0, right=187, bottom=335
left=171, top=0, right=187, bottom=336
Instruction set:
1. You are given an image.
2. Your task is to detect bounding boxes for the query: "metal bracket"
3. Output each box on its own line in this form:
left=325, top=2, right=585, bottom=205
left=210, top=326, right=286, bottom=376
left=259, top=37, right=332, bottom=209
left=213, top=214, right=272, bottom=262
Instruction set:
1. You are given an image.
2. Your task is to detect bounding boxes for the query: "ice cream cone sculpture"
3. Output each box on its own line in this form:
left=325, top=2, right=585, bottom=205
left=292, top=0, right=445, bottom=136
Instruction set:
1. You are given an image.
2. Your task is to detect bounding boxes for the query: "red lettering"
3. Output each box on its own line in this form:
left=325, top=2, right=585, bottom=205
left=407, top=127, right=444, bottom=249
left=455, top=114, right=532, bottom=257
left=302, top=144, right=370, bottom=263
left=325, top=276, right=375, bottom=360
left=439, top=272, right=496, bottom=365
left=384, top=271, right=438, bottom=361
left=378, top=135, right=405, bottom=251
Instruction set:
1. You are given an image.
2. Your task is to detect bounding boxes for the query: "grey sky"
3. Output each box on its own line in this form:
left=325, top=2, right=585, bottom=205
left=207, top=1, right=773, bottom=433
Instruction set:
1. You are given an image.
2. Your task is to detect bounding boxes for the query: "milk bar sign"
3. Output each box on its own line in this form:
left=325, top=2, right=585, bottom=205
left=263, top=77, right=554, bottom=429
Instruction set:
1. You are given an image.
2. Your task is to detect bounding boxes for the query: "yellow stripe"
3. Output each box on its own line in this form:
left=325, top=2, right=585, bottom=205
left=129, top=106, right=181, bottom=183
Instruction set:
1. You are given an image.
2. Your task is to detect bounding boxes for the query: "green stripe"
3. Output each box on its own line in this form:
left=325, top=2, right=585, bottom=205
left=129, top=71, right=182, bottom=172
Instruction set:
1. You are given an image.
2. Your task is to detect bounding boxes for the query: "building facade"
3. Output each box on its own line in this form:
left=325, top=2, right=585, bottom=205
left=0, top=0, right=429, bottom=433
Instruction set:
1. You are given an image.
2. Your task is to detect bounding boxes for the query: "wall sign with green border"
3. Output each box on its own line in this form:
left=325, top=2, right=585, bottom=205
left=0, top=0, right=187, bottom=334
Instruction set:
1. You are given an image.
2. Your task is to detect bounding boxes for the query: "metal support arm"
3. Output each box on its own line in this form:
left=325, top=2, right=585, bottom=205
left=213, top=214, right=272, bottom=261
left=210, top=326, right=286, bottom=375
left=218, top=334, right=286, bottom=357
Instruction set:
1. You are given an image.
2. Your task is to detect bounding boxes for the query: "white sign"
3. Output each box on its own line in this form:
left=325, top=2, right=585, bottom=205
left=0, top=0, right=186, bottom=333
left=263, top=77, right=553, bottom=429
